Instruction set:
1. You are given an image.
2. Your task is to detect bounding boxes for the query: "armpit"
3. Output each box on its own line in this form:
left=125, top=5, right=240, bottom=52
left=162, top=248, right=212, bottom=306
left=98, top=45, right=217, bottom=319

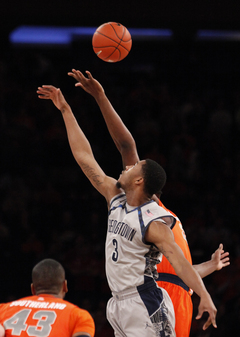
left=160, top=216, right=175, bottom=228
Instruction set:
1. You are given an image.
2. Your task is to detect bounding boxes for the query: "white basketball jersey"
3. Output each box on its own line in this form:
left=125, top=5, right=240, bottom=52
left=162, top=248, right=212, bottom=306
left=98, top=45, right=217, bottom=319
left=106, top=193, right=175, bottom=293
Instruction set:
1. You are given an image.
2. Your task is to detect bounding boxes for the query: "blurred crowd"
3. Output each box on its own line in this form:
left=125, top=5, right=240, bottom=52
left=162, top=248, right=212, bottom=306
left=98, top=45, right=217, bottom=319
left=0, top=39, right=240, bottom=336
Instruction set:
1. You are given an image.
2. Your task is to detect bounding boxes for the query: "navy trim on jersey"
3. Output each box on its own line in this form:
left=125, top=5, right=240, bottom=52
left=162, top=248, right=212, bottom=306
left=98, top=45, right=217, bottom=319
left=125, top=199, right=155, bottom=214
left=170, top=218, right=177, bottom=229
left=137, top=275, right=157, bottom=292
left=109, top=194, right=174, bottom=241
left=138, top=207, right=145, bottom=236
left=156, top=273, right=190, bottom=292
left=109, top=193, right=125, bottom=208
left=108, top=203, right=125, bottom=216
left=108, top=193, right=126, bottom=216
left=139, top=213, right=170, bottom=243
left=125, top=205, right=138, bottom=213
left=137, top=277, right=164, bottom=316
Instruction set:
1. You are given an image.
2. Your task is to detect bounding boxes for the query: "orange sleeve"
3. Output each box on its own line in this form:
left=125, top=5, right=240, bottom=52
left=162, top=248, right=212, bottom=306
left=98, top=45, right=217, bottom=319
left=69, top=307, right=95, bottom=337
left=0, top=304, right=6, bottom=325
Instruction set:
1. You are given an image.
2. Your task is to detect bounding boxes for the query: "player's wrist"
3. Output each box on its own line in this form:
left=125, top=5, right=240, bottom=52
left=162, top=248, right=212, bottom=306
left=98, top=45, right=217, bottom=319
left=94, top=90, right=106, bottom=103
left=60, top=103, right=71, bottom=114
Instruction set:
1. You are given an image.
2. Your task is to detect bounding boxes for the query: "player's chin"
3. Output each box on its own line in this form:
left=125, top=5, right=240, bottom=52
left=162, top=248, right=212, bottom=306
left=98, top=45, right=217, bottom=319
left=116, top=181, right=122, bottom=189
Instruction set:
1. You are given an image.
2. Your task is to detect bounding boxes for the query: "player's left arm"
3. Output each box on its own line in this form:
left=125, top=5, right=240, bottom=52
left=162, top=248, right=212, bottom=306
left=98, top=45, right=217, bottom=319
left=37, top=85, right=120, bottom=205
left=193, top=243, right=230, bottom=278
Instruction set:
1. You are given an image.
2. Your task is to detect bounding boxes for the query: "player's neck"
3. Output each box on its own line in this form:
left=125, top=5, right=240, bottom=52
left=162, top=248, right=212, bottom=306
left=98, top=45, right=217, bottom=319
left=35, top=292, right=63, bottom=299
left=125, top=190, right=150, bottom=207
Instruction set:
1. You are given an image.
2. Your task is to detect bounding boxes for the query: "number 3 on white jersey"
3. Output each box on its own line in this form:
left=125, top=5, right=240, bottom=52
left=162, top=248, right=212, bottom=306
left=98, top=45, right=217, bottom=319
left=4, top=309, right=56, bottom=336
left=112, top=239, right=119, bottom=262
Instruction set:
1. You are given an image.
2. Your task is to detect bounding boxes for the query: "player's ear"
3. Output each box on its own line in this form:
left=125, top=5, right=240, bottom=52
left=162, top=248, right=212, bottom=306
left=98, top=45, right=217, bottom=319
left=31, top=283, right=36, bottom=295
left=135, top=176, right=143, bottom=185
left=63, top=280, right=68, bottom=294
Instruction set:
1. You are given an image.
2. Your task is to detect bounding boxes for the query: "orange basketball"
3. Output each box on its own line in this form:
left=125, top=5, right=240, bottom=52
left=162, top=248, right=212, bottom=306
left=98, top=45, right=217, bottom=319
left=92, top=22, right=132, bottom=63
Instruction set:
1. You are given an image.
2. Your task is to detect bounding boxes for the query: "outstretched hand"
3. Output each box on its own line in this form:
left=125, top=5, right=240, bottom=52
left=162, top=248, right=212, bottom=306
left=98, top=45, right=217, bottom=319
left=68, top=69, right=104, bottom=99
left=211, top=243, right=230, bottom=271
left=37, top=85, right=69, bottom=112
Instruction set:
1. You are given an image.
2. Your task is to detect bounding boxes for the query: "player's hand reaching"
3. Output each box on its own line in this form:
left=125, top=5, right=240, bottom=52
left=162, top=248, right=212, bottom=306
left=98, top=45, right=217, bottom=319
left=37, top=85, right=69, bottom=112
left=211, top=243, right=230, bottom=271
left=68, top=69, right=104, bottom=99
left=196, top=292, right=217, bottom=330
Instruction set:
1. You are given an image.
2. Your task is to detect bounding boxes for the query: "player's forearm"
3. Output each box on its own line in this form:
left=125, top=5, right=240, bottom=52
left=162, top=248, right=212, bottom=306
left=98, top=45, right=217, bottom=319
left=173, top=257, right=210, bottom=298
left=164, top=241, right=210, bottom=297
left=94, top=93, right=135, bottom=150
left=94, top=92, right=139, bottom=166
left=60, top=105, right=94, bottom=164
left=193, top=260, right=217, bottom=278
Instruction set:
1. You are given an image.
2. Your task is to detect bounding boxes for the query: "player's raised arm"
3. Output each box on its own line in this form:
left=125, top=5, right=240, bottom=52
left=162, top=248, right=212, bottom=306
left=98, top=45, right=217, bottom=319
left=145, top=221, right=217, bottom=330
left=37, top=85, right=120, bottom=205
left=68, top=69, right=139, bottom=168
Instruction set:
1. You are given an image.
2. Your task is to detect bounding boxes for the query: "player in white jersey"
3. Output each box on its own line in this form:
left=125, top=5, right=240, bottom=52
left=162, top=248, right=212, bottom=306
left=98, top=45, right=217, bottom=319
left=106, top=192, right=176, bottom=336
left=37, top=79, right=217, bottom=337
left=106, top=192, right=175, bottom=293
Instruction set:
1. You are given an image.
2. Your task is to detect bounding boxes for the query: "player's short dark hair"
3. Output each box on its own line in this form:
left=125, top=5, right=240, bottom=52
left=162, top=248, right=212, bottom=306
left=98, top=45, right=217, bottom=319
left=32, top=259, right=65, bottom=295
left=141, top=159, right=166, bottom=198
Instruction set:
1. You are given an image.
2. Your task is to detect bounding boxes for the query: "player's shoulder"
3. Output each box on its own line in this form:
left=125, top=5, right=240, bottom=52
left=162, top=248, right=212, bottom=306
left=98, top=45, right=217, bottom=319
left=147, top=200, right=175, bottom=218
left=0, top=303, right=6, bottom=311
left=68, top=302, right=94, bottom=322
left=109, top=192, right=126, bottom=208
left=59, top=298, right=78, bottom=309
left=0, top=295, right=31, bottom=313
left=157, top=199, right=180, bottom=220
left=0, top=295, right=33, bottom=306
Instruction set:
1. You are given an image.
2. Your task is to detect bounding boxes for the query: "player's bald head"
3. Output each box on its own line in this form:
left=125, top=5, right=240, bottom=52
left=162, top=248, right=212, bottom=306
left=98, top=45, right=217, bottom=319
left=32, top=259, right=65, bottom=295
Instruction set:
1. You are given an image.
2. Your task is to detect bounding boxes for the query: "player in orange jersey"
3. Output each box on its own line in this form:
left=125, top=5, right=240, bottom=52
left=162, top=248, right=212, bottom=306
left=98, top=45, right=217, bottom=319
left=67, top=69, right=230, bottom=336
left=0, top=259, right=95, bottom=337
left=156, top=203, right=228, bottom=337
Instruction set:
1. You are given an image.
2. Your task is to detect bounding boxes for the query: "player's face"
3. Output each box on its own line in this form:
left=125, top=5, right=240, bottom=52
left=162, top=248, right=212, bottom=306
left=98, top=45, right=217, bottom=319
left=117, top=160, right=145, bottom=189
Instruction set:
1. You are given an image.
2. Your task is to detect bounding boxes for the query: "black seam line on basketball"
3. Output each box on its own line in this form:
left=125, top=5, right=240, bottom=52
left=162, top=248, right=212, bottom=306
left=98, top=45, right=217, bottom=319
left=110, top=23, right=127, bottom=54
left=95, top=32, right=131, bottom=52
left=110, top=23, right=125, bottom=41
left=103, top=47, right=121, bottom=61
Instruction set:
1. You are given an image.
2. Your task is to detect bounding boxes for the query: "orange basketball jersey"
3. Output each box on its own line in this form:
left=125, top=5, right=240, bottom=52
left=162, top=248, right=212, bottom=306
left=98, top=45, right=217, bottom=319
left=0, top=294, right=95, bottom=337
left=157, top=200, right=193, bottom=337
left=157, top=200, right=192, bottom=274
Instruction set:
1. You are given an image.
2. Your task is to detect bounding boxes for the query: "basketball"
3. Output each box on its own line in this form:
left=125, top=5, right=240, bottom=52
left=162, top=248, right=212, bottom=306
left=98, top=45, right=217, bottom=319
left=92, top=22, right=132, bottom=63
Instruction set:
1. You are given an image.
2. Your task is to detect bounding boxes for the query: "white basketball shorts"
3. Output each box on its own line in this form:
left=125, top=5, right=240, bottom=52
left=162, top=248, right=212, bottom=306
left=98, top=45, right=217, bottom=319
left=107, top=278, right=176, bottom=337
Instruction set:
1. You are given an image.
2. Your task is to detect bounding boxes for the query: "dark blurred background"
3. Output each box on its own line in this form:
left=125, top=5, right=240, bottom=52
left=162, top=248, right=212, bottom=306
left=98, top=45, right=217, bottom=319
left=0, top=1, right=240, bottom=336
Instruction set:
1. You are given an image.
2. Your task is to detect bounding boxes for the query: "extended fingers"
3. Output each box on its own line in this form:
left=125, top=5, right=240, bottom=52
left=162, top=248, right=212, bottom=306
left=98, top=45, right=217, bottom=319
left=85, top=70, right=93, bottom=79
left=68, top=69, right=86, bottom=81
left=221, top=251, right=229, bottom=258
left=203, top=315, right=217, bottom=330
left=37, top=85, right=56, bottom=93
left=221, top=256, right=230, bottom=265
left=196, top=306, right=217, bottom=330
left=37, top=85, right=58, bottom=98
left=220, top=250, right=230, bottom=266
